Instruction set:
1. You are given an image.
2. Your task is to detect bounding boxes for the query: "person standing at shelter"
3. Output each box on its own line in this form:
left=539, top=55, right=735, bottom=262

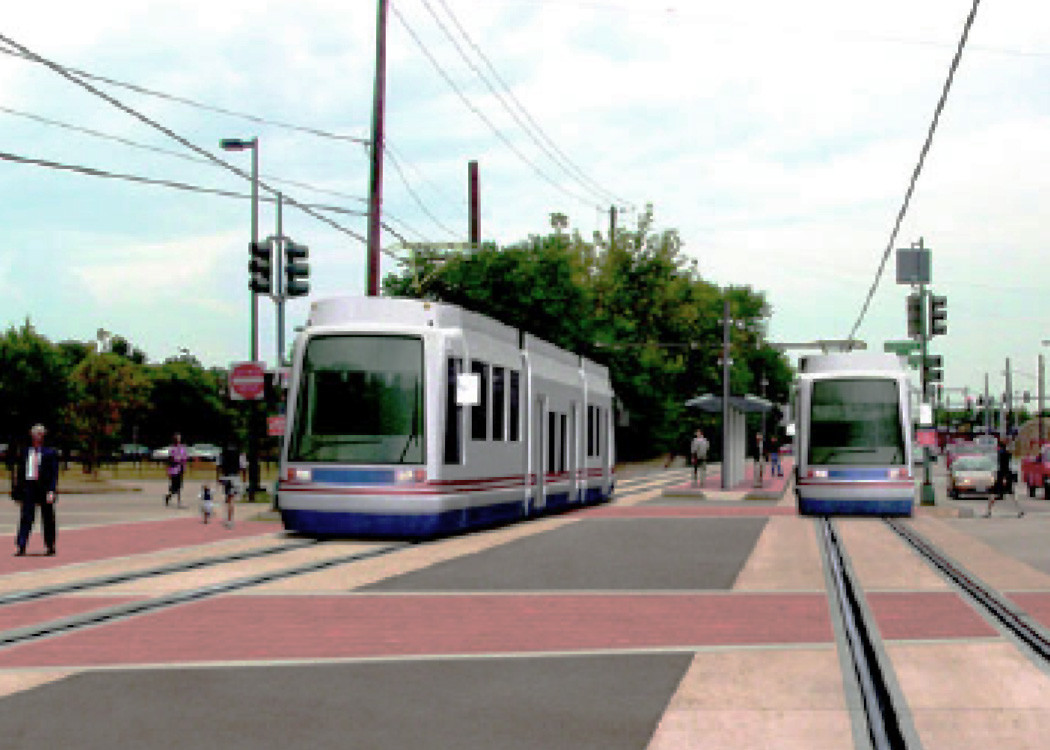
left=768, top=434, right=783, bottom=477
left=690, top=429, right=710, bottom=486
left=984, top=436, right=1024, bottom=518
left=163, top=433, right=189, bottom=508
left=12, top=424, right=60, bottom=556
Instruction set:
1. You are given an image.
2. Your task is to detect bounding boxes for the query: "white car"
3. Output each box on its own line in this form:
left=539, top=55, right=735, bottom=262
left=188, top=443, right=221, bottom=462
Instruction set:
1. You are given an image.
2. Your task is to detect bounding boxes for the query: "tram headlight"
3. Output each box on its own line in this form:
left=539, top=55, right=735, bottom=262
left=395, top=469, right=427, bottom=484
left=286, top=468, right=312, bottom=482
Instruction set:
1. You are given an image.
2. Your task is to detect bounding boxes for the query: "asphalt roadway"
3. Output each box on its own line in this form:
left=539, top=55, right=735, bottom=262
left=1, top=462, right=1049, bottom=749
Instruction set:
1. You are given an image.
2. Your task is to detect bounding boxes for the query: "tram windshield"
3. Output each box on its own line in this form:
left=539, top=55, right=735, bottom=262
left=287, top=335, right=424, bottom=464
left=808, top=378, right=905, bottom=465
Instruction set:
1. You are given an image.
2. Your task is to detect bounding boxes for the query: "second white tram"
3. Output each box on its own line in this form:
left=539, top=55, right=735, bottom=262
left=793, top=352, right=915, bottom=516
left=276, top=296, right=616, bottom=537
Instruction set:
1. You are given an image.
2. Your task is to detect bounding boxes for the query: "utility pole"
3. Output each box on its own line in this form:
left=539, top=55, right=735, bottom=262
left=468, top=160, right=480, bottom=247
left=366, top=0, right=389, bottom=296
left=609, top=205, right=617, bottom=249
left=722, top=298, right=731, bottom=490
left=1039, top=353, right=1045, bottom=447
left=1004, top=357, right=1013, bottom=437
left=984, top=373, right=991, bottom=434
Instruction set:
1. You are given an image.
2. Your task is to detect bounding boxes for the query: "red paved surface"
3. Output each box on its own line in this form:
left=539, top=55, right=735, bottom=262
left=0, top=518, right=285, bottom=575
left=581, top=506, right=797, bottom=518
left=866, top=592, right=999, bottom=640
left=671, top=458, right=793, bottom=492
left=1007, top=593, right=1050, bottom=630
left=0, top=593, right=834, bottom=668
left=0, top=596, right=142, bottom=633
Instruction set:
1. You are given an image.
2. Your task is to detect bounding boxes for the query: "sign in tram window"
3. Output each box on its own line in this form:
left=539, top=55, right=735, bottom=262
left=548, top=411, right=557, bottom=473
left=492, top=366, right=506, bottom=441
left=559, top=413, right=567, bottom=473
left=471, top=361, right=488, bottom=441
left=809, top=378, right=905, bottom=465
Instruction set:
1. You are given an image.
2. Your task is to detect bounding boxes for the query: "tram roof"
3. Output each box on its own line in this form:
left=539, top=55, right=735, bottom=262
left=798, top=351, right=906, bottom=374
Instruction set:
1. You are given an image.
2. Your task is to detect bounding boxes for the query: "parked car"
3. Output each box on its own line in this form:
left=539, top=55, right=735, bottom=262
left=188, top=443, right=221, bottom=462
left=151, top=446, right=171, bottom=461
left=947, top=454, right=997, bottom=499
left=120, top=443, right=150, bottom=461
left=1021, top=444, right=1050, bottom=498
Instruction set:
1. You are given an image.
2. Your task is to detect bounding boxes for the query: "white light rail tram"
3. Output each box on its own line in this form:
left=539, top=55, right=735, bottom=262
left=793, top=352, right=915, bottom=516
left=276, top=296, right=616, bottom=537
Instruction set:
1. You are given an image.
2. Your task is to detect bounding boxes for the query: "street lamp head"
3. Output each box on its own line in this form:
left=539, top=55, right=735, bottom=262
left=220, top=137, right=257, bottom=151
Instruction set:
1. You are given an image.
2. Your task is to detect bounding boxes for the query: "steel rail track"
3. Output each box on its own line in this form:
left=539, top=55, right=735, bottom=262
left=821, top=517, right=907, bottom=750
left=0, top=542, right=407, bottom=650
left=885, top=518, right=1050, bottom=662
left=0, top=537, right=321, bottom=608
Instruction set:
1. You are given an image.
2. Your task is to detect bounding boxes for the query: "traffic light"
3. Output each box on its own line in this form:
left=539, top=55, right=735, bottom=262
left=923, top=354, right=943, bottom=398
left=249, top=240, right=273, bottom=294
left=284, top=240, right=310, bottom=298
left=928, top=294, right=947, bottom=337
left=906, top=293, right=923, bottom=339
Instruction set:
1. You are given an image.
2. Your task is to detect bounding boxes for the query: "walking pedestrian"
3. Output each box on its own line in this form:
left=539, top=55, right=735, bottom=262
left=768, top=434, right=783, bottom=477
left=984, top=436, right=1024, bottom=518
left=690, top=429, right=710, bottom=486
left=11, top=424, right=60, bottom=556
left=218, top=441, right=241, bottom=529
left=163, top=433, right=189, bottom=508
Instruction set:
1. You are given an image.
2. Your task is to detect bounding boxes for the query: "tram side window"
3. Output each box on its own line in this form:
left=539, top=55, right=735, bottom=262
left=509, top=370, right=520, bottom=441
left=587, top=405, right=595, bottom=457
left=559, top=413, right=567, bottom=473
left=547, top=411, right=557, bottom=474
left=444, top=357, right=462, bottom=465
left=471, top=361, right=489, bottom=441
left=492, top=366, right=506, bottom=442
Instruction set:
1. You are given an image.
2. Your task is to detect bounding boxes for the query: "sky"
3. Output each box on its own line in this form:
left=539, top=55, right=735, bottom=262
left=1, top=0, right=1048, bottom=404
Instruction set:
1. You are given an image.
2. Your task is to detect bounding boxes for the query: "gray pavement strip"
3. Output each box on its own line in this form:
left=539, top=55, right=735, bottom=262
left=0, top=542, right=407, bottom=650
left=0, top=538, right=319, bottom=607
left=0, top=652, right=693, bottom=750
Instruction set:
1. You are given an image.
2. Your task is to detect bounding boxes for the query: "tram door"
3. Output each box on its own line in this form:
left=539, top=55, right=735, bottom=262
left=569, top=403, right=578, bottom=503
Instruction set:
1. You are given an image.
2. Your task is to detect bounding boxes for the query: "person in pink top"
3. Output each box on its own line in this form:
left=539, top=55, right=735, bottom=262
left=163, top=433, right=189, bottom=508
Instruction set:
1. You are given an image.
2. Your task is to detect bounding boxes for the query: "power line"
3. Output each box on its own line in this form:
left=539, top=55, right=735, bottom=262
left=0, top=42, right=371, bottom=146
left=846, top=0, right=981, bottom=341
left=391, top=3, right=599, bottom=208
left=0, top=149, right=412, bottom=249
left=386, top=148, right=466, bottom=240
left=0, top=32, right=376, bottom=249
left=424, top=0, right=630, bottom=208
left=0, top=105, right=369, bottom=205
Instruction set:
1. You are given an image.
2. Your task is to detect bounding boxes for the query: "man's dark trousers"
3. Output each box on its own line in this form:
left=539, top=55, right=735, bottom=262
left=17, top=480, right=56, bottom=552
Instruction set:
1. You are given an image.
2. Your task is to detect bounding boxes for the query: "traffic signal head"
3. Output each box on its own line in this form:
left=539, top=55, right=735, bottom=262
left=906, top=293, right=923, bottom=340
left=284, top=240, right=310, bottom=298
left=249, top=240, right=273, bottom=295
left=928, top=294, right=947, bottom=337
left=922, top=354, right=943, bottom=398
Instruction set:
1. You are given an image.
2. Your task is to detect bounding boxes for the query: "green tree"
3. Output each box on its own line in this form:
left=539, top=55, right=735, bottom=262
left=143, top=360, right=233, bottom=449
left=0, top=321, right=76, bottom=452
left=69, top=352, right=151, bottom=472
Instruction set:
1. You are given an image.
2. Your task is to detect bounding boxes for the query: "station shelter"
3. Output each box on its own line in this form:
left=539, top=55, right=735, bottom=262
left=685, top=393, right=774, bottom=489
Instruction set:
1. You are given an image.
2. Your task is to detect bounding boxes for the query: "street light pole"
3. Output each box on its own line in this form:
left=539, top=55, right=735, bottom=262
left=722, top=298, right=731, bottom=490
left=220, top=136, right=261, bottom=503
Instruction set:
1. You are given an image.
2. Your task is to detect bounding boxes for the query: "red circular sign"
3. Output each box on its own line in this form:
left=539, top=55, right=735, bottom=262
left=230, top=362, right=266, bottom=400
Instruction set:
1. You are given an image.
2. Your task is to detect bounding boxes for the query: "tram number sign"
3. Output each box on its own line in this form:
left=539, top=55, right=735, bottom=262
left=229, top=361, right=266, bottom=401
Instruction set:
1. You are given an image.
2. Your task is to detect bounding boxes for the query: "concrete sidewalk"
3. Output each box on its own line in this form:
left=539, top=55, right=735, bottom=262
left=660, top=458, right=794, bottom=502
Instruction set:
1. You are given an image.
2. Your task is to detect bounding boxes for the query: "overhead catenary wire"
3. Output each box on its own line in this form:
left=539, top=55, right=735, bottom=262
left=846, top=0, right=981, bottom=340
left=390, top=3, right=599, bottom=209
left=423, top=0, right=630, bottom=209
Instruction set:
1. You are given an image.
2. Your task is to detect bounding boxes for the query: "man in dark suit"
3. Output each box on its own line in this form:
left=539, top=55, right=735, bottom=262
left=11, top=424, right=60, bottom=556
